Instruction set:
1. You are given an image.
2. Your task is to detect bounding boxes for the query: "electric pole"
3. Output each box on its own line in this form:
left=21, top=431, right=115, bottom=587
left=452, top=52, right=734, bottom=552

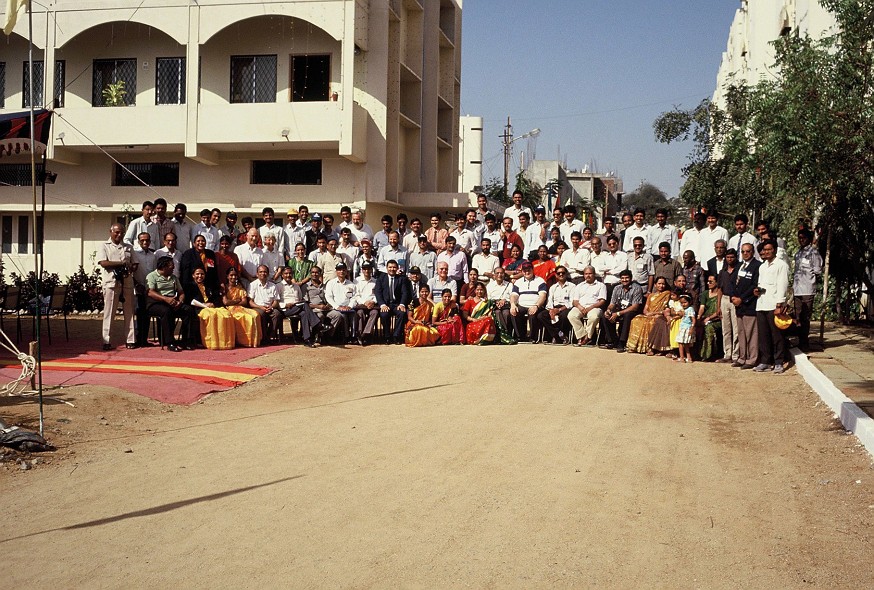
left=500, top=116, right=513, bottom=200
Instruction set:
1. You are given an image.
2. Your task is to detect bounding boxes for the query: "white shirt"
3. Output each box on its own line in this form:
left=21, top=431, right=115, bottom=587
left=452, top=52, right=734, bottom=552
left=590, top=251, right=609, bottom=280
left=124, top=216, right=160, bottom=248
left=487, top=280, right=513, bottom=302
left=503, top=205, right=532, bottom=230
left=279, top=281, right=303, bottom=306
left=325, top=277, right=356, bottom=308
left=235, top=243, right=264, bottom=278
left=349, top=223, right=374, bottom=244
left=284, top=224, right=306, bottom=256
left=471, top=253, right=500, bottom=282
left=261, top=248, right=284, bottom=280
left=756, top=258, right=790, bottom=312
left=259, top=224, right=287, bottom=257
left=698, top=225, right=729, bottom=262
left=481, top=228, right=503, bottom=254
left=449, top=228, right=477, bottom=255
left=521, top=224, right=544, bottom=255
left=377, top=245, right=408, bottom=273
left=727, top=231, right=756, bottom=257
left=560, top=219, right=585, bottom=245
left=195, top=223, right=221, bottom=251
left=559, top=247, right=591, bottom=281
left=336, top=243, right=360, bottom=268
left=623, top=224, right=649, bottom=252
left=571, top=280, right=607, bottom=307
left=248, top=280, right=279, bottom=307
left=679, top=226, right=702, bottom=261
left=600, top=250, right=629, bottom=285
left=352, top=276, right=378, bottom=306
left=547, top=281, right=574, bottom=309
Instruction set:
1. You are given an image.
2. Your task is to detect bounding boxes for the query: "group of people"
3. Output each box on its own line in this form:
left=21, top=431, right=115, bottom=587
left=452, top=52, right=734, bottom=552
left=98, top=195, right=821, bottom=368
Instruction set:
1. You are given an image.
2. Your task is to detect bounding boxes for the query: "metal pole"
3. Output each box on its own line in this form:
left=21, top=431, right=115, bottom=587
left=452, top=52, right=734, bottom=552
left=26, top=4, right=44, bottom=436
left=501, top=117, right=512, bottom=200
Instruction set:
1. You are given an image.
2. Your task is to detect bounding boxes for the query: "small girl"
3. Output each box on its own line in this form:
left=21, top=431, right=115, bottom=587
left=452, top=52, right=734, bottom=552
left=675, top=294, right=696, bottom=363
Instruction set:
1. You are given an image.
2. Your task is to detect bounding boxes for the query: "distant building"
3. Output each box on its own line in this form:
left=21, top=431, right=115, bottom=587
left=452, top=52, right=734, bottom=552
left=1, top=0, right=475, bottom=278
left=713, top=0, right=836, bottom=109
left=526, top=160, right=621, bottom=229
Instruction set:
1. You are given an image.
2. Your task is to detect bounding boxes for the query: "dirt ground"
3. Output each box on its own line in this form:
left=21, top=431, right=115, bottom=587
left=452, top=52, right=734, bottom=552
left=2, top=338, right=874, bottom=588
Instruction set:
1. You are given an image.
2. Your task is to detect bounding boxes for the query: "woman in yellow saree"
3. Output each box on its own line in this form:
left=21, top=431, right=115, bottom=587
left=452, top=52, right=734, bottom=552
left=405, top=285, right=439, bottom=347
left=222, top=268, right=261, bottom=347
left=626, top=277, right=671, bottom=354
left=185, top=267, right=235, bottom=350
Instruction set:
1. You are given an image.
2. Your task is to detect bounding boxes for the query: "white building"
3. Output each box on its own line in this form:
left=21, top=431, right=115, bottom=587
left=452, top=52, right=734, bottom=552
left=1, top=0, right=478, bottom=278
left=526, top=159, right=620, bottom=230
left=713, top=0, right=836, bottom=109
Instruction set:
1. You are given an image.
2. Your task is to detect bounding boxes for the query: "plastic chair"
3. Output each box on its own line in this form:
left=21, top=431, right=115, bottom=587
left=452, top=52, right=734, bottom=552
left=0, top=286, right=24, bottom=342
left=43, top=284, right=70, bottom=344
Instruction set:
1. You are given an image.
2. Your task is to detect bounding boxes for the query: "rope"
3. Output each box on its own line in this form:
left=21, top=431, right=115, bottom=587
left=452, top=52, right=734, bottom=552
left=0, top=329, right=36, bottom=396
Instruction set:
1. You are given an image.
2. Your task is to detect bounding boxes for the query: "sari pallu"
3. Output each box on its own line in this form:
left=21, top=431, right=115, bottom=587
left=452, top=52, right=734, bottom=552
left=626, top=290, right=671, bottom=353
left=405, top=300, right=439, bottom=347
left=433, top=302, right=465, bottom=345
left=463, top=298, right=497, bottom=345
left=698, top=290, right=723, bottom=360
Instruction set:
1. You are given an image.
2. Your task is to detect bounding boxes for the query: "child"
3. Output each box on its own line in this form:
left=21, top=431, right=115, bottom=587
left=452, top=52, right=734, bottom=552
left=675, top=294, right=696, bottom=363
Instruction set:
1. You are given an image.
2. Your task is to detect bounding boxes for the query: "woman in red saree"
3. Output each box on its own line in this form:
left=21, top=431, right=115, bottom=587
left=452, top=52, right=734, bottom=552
left=532, top=245, right=557, bottom=286
left=461, top=282, right=496, bottom=345
left=433, top=288, right=465, bottom=344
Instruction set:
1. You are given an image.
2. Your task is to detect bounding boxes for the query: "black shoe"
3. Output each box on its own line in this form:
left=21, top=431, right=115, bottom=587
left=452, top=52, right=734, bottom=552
left=616, top=346, right=627, bottom=353
left=357, top=337, right=365, bottom=347
left=102, top=343, right=112, bottom=351
left=167, top=344, right=182, bottom=352
left=125, top=343, right=137, bottom=349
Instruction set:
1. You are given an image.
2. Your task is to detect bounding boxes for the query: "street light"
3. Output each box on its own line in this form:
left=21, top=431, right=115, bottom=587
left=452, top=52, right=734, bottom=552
left=501, top=117, right=540, bottom=198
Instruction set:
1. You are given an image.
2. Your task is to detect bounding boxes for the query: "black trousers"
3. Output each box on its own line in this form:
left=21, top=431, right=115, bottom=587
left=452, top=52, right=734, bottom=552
left=756, top=310, right=786, bottom=366
left=535, top=308, right=570, bottom=342
left=794, top=295, right=814, bottom=349
left=282, top=303, right=321, bottom=341
left=599, top=309, right=640, bottom=347
left=135, top=291, right=150, bottom=345
left=147, top=301, right=198, bottom=345
left=511, top=308, right=539, bottom=341
left=380, top=304, right=407, bottom=341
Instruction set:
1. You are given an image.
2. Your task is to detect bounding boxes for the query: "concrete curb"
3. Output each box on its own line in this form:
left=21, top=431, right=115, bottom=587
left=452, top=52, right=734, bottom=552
left=793, top=348, right=874, bottom=458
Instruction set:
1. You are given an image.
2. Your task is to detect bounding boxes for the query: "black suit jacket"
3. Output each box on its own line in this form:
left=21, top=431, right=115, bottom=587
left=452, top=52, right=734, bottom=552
left=375, top=273, right=411, bottom=307
left=706, top=256, right=725, bottom=279
left=733, top=258, right=761, bottom=317
left=180, top=248, right=219, bottom=293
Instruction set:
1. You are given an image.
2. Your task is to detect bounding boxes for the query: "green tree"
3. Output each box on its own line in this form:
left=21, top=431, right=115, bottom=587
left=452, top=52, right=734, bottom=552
left=622, top=182, right=673, bottom=216
left=513, top=170, right=544, bottom=210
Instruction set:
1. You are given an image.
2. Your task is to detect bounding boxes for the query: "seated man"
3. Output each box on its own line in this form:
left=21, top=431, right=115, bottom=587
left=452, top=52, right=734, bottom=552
left=324, top=262, right=356, bottom=341
left=247, top=264, right=282, bottom=344
left=509, top=261, right=548, bottom=342
left=567, top=265, right=607, bottom=346
left=427, top=261, right=457, bottom=301
left=486, top=266, right=514, bottom=339
left=303, top=265, right=341, bottom=342
left=352, top=261, right=380, bottom=345
left=145, top=256, right=198, bottom=352
left=278, top=266, right=323, bottom=347
left=536, top=264, right=573, bottom=344
left=598, top=269, right=644, bottom=352
left=375, top=259, right=411, bottom=344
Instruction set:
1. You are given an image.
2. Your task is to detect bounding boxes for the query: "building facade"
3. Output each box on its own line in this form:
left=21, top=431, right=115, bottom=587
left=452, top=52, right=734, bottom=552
left=1, top=0, right=475, bottom=278
left=713, top=0, right=836, bottom=109
left=526, top=159, right=620, bottom=230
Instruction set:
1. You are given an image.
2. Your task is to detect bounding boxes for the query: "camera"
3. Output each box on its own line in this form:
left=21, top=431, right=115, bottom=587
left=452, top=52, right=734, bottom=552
left=112, top=265, right=130, bottom=283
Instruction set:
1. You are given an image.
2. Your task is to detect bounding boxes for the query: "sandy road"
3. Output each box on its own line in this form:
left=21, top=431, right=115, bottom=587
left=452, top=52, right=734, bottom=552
left=2, top=344, right=873, bottom=588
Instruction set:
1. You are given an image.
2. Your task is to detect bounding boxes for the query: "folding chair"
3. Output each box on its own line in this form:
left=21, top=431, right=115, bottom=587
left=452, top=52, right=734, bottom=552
left=0, top=286, right=24, bottom=343
left=43, top=284, right=70, bottom=344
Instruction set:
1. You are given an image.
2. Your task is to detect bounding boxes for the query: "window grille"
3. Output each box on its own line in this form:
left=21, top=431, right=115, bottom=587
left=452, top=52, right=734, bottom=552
left=112, top=162, right=179, bottom=186
left=230, top=55, right=277, bottom=103
left=22, top=60, right=44, bottom=107
left=156, top=57, right=185, bottom=105
left=0, top=163, right=46, bottom=186
left=291, top=55, right=330, bottom=102
left=92, top=58, right=137, bottom=106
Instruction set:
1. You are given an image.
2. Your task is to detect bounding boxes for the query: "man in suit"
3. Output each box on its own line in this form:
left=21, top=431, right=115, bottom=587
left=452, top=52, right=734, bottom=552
left=706, top=239, right=728, bottom=278
left=375, top=259, right=411, bottom=344
left=730, top=243, right=761, bottom=369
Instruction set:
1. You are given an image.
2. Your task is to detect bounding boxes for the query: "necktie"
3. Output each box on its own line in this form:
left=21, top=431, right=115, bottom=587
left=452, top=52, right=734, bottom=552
left=389, top=277, right=394, bottom=303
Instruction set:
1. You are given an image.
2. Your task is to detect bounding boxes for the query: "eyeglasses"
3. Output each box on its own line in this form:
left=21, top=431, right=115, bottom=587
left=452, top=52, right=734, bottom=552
left=556, top=272, right=567, bottom=276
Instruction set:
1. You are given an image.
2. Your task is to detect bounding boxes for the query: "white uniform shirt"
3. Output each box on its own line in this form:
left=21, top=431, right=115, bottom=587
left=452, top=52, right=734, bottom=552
left=481, top=228, right=503, bottom=254
left=284, top=224, right=306, bottom=256
left=590, top=251, right=609, bottom=280
left=449, top=228, right=477, bottom=255
left=727, top=231, right=756, bottom=257
left=521, top=224, right=544, bottom=255
left=571, top=280, right=607, bottom=307
left=336, top=243, right=360, bottom=268
left=325, top=278, right=356, bottom=308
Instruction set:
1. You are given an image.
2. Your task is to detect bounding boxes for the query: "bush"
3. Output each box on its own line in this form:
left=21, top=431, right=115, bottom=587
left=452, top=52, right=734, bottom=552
left=66, top=266, right=104, bottom=313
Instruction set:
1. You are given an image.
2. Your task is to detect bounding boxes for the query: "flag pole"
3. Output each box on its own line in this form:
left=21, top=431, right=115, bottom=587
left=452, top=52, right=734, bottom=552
left=26, top=1, right=45, bottom=437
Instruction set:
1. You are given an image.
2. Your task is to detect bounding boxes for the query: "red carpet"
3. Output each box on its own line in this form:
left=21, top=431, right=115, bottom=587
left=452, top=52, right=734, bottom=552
left=0, top=340, right=290, bottom=405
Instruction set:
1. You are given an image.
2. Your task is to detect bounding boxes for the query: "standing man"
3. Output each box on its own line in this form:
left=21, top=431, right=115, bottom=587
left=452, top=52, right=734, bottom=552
left=259, top=207, right=287, bottom=256
left=318, top=238, right=345, bottom=283
left=124, top=201, right=158, bottom=247
left=652, top=242, right=683, bottom=287
left=475, top=193, right=496, bottom=225
left=698, top=211, right=729, bottom=263
left=622, top=208, right=649, bottom=253
left=425, top=213, right=449, bottom=252
left=409, top=235, right=437, bottom=280
left=679, top=212, right=706, bottom=262
left=155, top=232, right=182, bottom=277
left=373, top=215, right=395, bottom=251
left=375, top=260, right=411, bottom=344
left=618, top=212, right=634, bottom=250
left=377, top=231, right=408, bottom=274
left=449, top=214, right=476, bottom=257
left=647, top=208, right=679, bottom=258
left=681, top=250, right=706, bottom=304
left=349, top=210, right=374, bottom=246
left=627, top=236, right=654, bottom=292
left=172, top=203, right=196, bottom=252
left=403, top=218, right=426, bottom=252
left=437, top=236, right=469, bottom=288
left=284, top=209, right=306, bottom=257
left=131, top=232, right=157, bottom=348
left=754, top=239, right=791, bottom=373
left=499, top=216, right=525, bottom=262
left=716, top=248, right=740, bottom=364
left=792, top=229, right=823, bottom=352
left=504, top=190, right=532, bottom=231
left=151, top=198, right=176, bottom=248
left=560, top=205, right=585, bottom=246
left=195, top=208, right=221, bottom=251
left=600, top=217, right=620, bottom=243
left=519, top=212, right=543, bottom=259
left=601, top=235, right=629, bottom=300
left=727, top=213, right=757, bottom=255
left=559, top=231, right=590, bottom=284
left=98, top=223, right=136, bottom=350
left=235, top=228, right=264, bottom=286
left=732, top=243, right=761, bottom=369
left=480, top=214, right=503, bottom=256
left=471, top=238, right=500, bottom=283
left=706, top=240, right=729, bottom=279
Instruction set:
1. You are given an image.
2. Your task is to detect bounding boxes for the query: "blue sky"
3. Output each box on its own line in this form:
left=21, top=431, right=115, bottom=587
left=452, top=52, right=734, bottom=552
left=460, top=0, right=741, bottom=198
